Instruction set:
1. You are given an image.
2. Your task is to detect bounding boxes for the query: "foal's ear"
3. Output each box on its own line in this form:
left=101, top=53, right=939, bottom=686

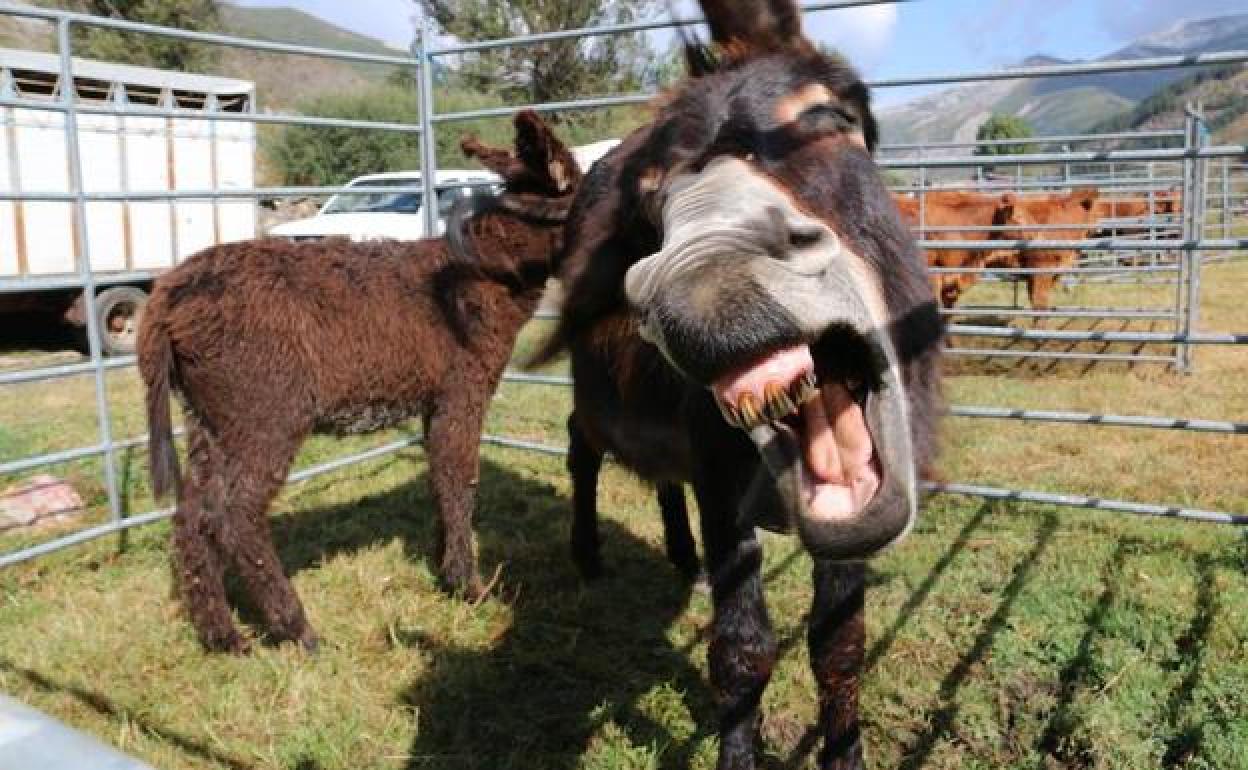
left=513, top=109, right=582, bottom=196
left=461, top=135, right=522, bottom=179
left=699, top=0, right=804, bottom=51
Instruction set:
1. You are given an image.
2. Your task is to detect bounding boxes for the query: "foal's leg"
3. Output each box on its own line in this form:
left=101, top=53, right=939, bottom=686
left=567, top=412, right=606, bottom=579
left=218, top=433, right=316, bottom=650
left=172, top=425, right=246, bottom=653
left=656, top=482, right=701, bottom=580
left=425, top=395, right=487, bottom=599
left=809, top=560, right=867, bottom=770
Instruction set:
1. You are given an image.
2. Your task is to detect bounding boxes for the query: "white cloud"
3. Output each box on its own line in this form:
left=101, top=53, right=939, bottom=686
left=803, top=5, right=899, bottom=72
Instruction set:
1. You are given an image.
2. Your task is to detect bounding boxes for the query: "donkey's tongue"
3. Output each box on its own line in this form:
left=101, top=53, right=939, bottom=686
left=800, top=384, right=881, bottom=521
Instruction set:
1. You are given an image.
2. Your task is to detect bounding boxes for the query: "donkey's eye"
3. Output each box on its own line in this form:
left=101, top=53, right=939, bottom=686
left=803, top=103, right=858, bottom=126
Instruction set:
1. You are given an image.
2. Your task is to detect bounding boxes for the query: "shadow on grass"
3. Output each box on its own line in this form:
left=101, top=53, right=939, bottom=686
left=895, top=511, right=1061, bottom=770
left=0, top=657, right=255, bottom=770
left=261, top=455, right=710, bottom=768
left=394, top=460, right=708, bottom=769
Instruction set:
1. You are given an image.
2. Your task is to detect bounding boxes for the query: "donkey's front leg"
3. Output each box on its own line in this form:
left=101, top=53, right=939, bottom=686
left=809, top=560, right=867, bottom=770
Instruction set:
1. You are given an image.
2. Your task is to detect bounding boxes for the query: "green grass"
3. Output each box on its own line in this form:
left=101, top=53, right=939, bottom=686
left=0, top=264, right=1246, bottom=769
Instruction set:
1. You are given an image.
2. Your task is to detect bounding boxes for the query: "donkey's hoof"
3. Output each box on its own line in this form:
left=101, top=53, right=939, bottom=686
left=203, top=630, right=251, bottom=655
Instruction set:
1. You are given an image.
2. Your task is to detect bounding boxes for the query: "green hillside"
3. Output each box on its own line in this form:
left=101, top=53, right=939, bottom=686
left=217, top=4, right=402, bottom=59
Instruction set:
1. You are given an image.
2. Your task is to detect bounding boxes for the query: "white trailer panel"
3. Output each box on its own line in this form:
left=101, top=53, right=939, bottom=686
left=0, top=48, right=256, bottom=279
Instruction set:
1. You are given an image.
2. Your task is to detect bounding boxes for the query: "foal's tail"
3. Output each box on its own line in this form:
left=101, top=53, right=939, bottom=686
left=137, top=295, right=181, bottom=501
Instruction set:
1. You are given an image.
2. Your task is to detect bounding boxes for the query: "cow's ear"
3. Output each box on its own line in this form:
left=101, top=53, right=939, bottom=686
left=699, top=0, right=804, bottom=52
left=999, top=193, right=1017, bottom=218
left=1074, top=187, right=1099, bottom=211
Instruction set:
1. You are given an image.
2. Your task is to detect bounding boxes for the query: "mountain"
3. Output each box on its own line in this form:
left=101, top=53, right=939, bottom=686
left=878, top=13, right=1248, bottom=147
left=216, top=4, right=408, bottom=111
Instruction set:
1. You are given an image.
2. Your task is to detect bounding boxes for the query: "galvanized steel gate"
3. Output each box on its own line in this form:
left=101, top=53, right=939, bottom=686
left=0, top=0, right=1246, bottom=570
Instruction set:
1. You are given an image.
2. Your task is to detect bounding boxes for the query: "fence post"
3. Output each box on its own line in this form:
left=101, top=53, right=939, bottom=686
left=1177, top=107, right=1207, bottom=373
left=1223, top=156, right=1231, bottom=242
left=417, top=18, right=439, bottom=239
left=56, top=18, right=122, bottom=522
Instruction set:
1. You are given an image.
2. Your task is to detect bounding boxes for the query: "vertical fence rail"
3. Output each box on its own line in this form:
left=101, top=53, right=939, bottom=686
left=0, top=3, right=1245, bottom=571
left=416, top=19, right=440, bottom=239
left=55, top=17, right=122, bottom=521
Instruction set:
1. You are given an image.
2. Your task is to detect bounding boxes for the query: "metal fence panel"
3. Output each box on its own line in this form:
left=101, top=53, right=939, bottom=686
left=0, top=2, right=1244, bottom=570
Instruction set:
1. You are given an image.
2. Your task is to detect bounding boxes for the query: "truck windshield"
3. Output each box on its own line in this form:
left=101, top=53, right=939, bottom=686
left=322, top=178, right=423, bottom=214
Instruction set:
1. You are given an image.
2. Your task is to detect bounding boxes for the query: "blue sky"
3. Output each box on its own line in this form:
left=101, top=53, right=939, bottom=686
left=234, top=0, right=1247, bottom=105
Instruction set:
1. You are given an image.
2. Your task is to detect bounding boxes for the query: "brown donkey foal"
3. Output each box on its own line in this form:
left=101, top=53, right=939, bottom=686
left=138, top=111, right=581, bottom=653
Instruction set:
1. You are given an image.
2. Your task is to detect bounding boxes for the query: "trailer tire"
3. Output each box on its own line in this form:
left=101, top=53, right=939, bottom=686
left=91, top=286, right=148, bottom=356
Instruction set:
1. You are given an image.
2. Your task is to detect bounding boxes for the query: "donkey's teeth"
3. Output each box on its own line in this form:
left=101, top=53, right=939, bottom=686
left=738, top=392, right=762, bottom=428
left=792, top=371, right=819, bottom=406
left=763, top=382, right=795, bottom=422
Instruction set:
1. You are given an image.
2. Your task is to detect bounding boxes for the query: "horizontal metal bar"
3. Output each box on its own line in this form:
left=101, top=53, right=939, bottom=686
left=0, top=355, right=134, bottom=386
left=286, top=435, right=424, bottom=484
left=501, top=372, right=574, bottom=387
left=0, top=2, right=418, bottom=67
left=433, top=93, right=654, bottom=124
left=880, top=145, right=1245, bottom=169
left=879, top=129, right=1185, bottom=152
left=947, top=326, right=1247, bottom=344
left=921, top=238, right=1247, bottom=251
left=947, top=348, right=1177, bottom=363
left=889, top=178, right=1186, bottom=193
left=0, top=508, right=174, bottom=569
left=916, top=221, right=1178, bottom=233
left=72, top=101, right=421, bottom=133
left=480, top=434, right=569, bottom=456
left=0, top=181, right=487, bottom=202
left=948, top=406, right=1246, bottom=434
left=0, top=95, right=420, bottom=133
left=0, top=270, right=155, bottom=293
left=942, top=307, right=1175, bottom=320
left=0, top=443, right=106, bottom=476
left=928, top=264, right=1179, bottom=274
left=426, top=0, right=914, bottom=56
left=925, top=482, right=1247, bottom=526
left=873, top=49, right=1248, bottom=89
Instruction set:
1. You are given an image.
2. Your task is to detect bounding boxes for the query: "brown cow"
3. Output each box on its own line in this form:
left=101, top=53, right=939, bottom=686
left=893, top=190, right=1016, bottom=308
left=991, top=188, right=1101, bottom=310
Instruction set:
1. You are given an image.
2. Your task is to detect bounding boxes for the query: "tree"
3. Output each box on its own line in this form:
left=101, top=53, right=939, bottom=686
left=267, top=86, right=423, bottom=186
left=974, top=113, right=1034, bottom=157
left=412, top=0, right=657, bottom=112
left=60, top=0, right=221, bottom=71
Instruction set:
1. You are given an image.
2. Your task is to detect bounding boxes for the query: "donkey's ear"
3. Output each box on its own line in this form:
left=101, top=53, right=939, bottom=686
left=513, top=109, right=582, bottom=195
left=699, top=0, right=804, bottom=51
left=461, top=135, right=522, bottom=179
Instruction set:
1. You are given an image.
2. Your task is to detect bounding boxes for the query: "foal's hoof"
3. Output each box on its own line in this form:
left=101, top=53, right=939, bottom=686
left=204, top=630, right=251, bottom=655
left=298, top=632, right=321, bottom=654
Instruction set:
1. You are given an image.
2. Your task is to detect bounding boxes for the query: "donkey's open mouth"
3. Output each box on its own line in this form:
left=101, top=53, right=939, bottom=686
left=713, top=337, right=879, bottom=522
left=625, top=156, right=917, bottom=559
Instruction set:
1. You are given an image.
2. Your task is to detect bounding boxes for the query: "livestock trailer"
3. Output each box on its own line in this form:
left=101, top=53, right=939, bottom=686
left=0, top=48, right=256, bottom=354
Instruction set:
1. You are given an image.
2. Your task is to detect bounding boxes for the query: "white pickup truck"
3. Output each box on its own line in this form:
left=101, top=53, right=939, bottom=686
left=268, top=139, right=622, bottom=242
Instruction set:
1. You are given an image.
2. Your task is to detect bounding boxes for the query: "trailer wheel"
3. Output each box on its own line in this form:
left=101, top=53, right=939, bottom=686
left=92, top=286, right=148, bottom=356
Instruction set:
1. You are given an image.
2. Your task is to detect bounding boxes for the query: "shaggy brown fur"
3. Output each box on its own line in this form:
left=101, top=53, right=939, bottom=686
left=533, top=3, right=943, bottom=767
left=139, top=111, right=580, bottom=653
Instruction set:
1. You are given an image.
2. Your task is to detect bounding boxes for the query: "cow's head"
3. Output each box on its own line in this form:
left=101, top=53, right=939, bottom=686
left=563, top=1, right=943, bottom=560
